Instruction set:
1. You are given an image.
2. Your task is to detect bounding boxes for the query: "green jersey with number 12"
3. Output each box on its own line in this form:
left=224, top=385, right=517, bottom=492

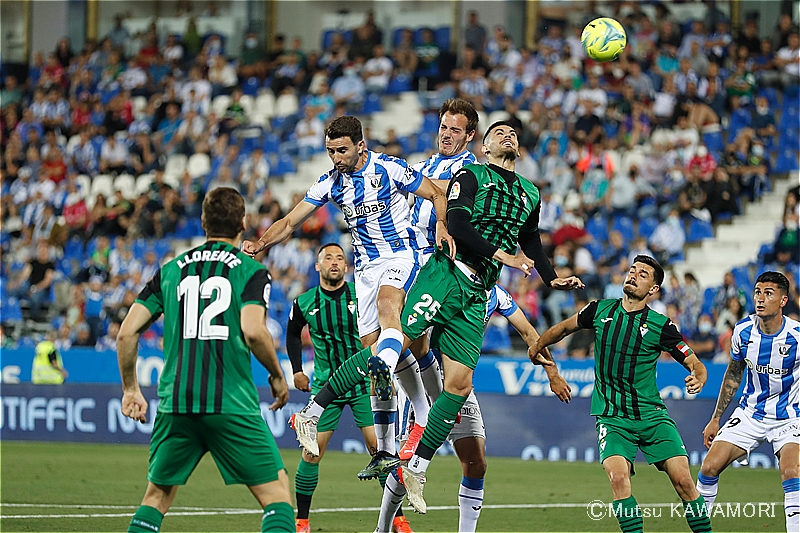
left=135, top=241, right=272, bottom=416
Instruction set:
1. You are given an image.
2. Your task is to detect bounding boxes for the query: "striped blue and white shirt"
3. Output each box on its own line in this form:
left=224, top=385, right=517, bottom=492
left=485, top=284, right=519, bottom=326
left=410, top=149, right=477, bottom=253
left=304, top=151, right=422, bottom=269
left=731, top=315, right=800, bottom=420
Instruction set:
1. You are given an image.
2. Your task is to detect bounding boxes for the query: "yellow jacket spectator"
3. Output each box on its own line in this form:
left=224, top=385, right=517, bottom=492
left=32, top=340, right=68, bottom=384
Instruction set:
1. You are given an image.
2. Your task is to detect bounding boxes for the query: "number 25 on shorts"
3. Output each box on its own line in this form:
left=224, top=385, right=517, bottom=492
left=413, top=294, right=441, bottom=321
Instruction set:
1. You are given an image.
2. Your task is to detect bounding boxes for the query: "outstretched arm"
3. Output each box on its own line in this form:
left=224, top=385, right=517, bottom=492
left=529, top=313, right=582, bottom=358
left=507, top=308, right=571, bottom=403
left=243, top=200, right=318, bottom=257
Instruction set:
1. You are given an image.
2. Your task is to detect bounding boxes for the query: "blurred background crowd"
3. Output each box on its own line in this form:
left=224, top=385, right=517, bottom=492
left=1, top=0, right=798, bottom=362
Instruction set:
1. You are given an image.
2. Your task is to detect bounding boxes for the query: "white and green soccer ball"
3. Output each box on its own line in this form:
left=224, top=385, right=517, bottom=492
left=581, top=17, right=627, bottom=62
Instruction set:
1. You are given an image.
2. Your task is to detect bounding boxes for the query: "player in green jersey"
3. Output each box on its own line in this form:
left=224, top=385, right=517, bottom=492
left=117, top=187, right=294, bottom=533
left=286, top=242, right=412, bottom=533
left=531, top=255, right=713, bottom=533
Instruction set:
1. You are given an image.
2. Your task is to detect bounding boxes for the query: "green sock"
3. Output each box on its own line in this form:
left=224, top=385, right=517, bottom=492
left=128, top=505, right=163, bottom=533
left=261, top=502, right=295, bottom=532
left=378, top=471, right=388, bottom=488
left=683, top=495, right=712, bottom=533
left=612, top=496, right=643, bottom=533
left=295, top=459, right=319, bottom=519
left=328, top=347, right=371, bottom=397
left=416, top=390, right=468, bottom=459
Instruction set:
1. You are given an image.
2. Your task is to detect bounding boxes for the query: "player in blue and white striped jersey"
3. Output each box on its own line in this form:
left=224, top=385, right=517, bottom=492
left=401, top=99, right=480, bottom=462
left=376, top=284, right=571, bottom=533
left=244, top=116, right=454, bottom=467
left=697, top=271, right=800, bottom=531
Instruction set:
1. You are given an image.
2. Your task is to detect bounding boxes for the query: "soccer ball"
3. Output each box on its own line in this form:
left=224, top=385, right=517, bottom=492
left=581, top=17, right=627, bottom=62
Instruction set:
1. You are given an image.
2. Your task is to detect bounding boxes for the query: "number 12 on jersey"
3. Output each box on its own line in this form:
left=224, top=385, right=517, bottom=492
left=178, top=275, right=232, bottom=340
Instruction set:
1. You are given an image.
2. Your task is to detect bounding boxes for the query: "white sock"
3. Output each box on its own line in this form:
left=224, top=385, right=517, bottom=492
left=302, top=400, right=324, bottom=420
left=376, top=328, right=403, bottom=373
left=458, top=477, right=484, bottom=533
left=696, top=473, right=719, bottom=513
left=407, top=454, right=430, bottom=474
left=371, top=396, right=397, bottom=454
left=783, top=478, right=799, bottom=532
left=418, top=350, right=443, bottom=402
left=376, top=469, right=406, bottom=533
left=395, top=350, right=430, bottom=426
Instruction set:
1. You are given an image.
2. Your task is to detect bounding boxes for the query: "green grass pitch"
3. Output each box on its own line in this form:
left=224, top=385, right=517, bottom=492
left=1, top=441, right=785, bottom=532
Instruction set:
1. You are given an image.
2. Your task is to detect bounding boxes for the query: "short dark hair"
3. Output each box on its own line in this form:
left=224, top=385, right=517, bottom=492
left=755, top=271, right=790, bottom=295
left=202, top=187, right=245, bottom=238
left=483, top=120, right=515, bottom=142
left=317, top=242, right=344, bottom=259
left=439, top=98, right=479, bottom=134
left=325, top=116, right=363, bottom=144
left=633, top=255, right=665, bottom=287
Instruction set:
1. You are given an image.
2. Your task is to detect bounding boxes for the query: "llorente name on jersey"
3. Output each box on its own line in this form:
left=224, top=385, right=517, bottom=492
left=177, top=249, right=243, bottom=269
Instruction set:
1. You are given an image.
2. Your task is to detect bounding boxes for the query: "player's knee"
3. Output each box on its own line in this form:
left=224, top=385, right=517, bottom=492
left=780, top=462, right=800, bottom=481
left=672, top=474, right=697, bottom=498
left=699, top=460, right=722, bottom=478
left=465, top=458, right=487, bottom=479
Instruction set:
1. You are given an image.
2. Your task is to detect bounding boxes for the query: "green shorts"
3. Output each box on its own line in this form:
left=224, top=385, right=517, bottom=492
left=401, top=251, right=487, bottom=369
left=596, top=414, right=688, bottom=473
left=148, top=412, right=284, bottom=486
left=317, top=394, right=373, bottom=433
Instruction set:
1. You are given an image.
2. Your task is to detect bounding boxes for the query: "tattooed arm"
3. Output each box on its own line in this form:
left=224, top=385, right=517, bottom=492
left=702, top=358, right=746, bottom=449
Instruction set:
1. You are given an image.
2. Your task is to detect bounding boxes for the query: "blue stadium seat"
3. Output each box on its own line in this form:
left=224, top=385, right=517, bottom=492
left=131, top=239, right=148, bottom=258
left=758, top=87, right=779, bottom=110
left=701, top=287, right=716, bottom=316
left=686, top=218, right=714, bottom=243
left=240, top=135, right=261, bottom=155
left=728, top=108, right=751, bottom=141
left=263, top=133, right=281, bottom=155
left=731, top=266, right=752, bottom=289
left=421, top=113, right=440, bottom=134
left=435, top=27, right=451, bottom=51
left=611, top=215, right=635, bottom=242
left=776, top=149, right=799, bottom=173
left=583, top=240, right=605, bottom=261
left=780, top=105, right=798, bottom=131
left=154, top=239, right=172, bottom=260
left=243, top=77, right=260, bottom=96
left=342, top=30, right=353, bottom=43
left=779, top=123, right=799, bottom=151
left=363, top=93, right=382, bottom=114
left=392, top=28, right=406, bottom=47
left=703, top=131, right=724, bottom=156
left=398, top=136, right=412, bottom=155
left=321, top=30, right=337, bottom=51
left=413, top=28, right=426, bottom=45
left=386, top=74, right=412, bottom=94
left=413, top=133, right=435, bottom=153
left=585, top=216, right=608, bottom=243
left=757, top=243, right=774, bottom=263
left=637, top=216, right=659, bottom=240
left=1, top=297, right=23, bottom=323
left=273, top=153, right=297, bottom=176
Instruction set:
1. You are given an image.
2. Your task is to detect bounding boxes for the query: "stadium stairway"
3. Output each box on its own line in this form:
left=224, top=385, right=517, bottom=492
left=672, top=174, right=794, bottom=287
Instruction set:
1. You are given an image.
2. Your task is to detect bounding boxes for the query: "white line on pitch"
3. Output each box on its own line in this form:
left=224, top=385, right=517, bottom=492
left=1, top=501, right=784, bottom=519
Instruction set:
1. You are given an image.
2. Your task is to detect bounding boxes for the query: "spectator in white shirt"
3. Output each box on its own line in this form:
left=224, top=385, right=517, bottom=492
left=775, top=31, right=800, bottom=88
left=241, top=147, right=271, bottom=196
left=649, top=209, right=686, bottom=264
left=330, top=62, right=365, bottom=111
left=208, top=55, right=238, bottom=98
left=294, top=106, right=325, bottom=160
left=362, top=44, right=393, bottom=93
left=162, top=34, right=184, bottom=64
left=576, top=73, right=607, bottom=118
left=99, top=135, right=129, bottom=175
left=118, top=59, right=149, bottom=96
left=180, top=66, right=212, bottom=115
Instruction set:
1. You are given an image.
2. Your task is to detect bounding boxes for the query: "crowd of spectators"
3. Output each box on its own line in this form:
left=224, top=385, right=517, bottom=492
left=1, top=1, right=798, bottom=356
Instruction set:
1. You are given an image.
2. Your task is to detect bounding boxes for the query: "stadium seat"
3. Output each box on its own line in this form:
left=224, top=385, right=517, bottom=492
left=686, top=218, right=714, bottom=243
left=583, top=240, right=605, bottom=261
left=363, top=93, right=382, bottom=114
left=239, top=94, right=255, bottom=116
left=778, top=123, right=799, bottom=151
left=153, top=239, right=172, bottom=260
left=611, top=215, right=635, bottom=242
left=165, top=154, right=188, bottom=176
left=728, top=108, right=751, bottom=141
left=758, top=87, right=780, bottom=109
left=274, top=93, right=299, bottom=117
left=757, top=243, right=774, bottom=263
left=243, top=77, right=260, bottom=96
left=779, top=105, right=798, bottom=131
left=776, top=149, right=799, bottom=173
left=211, top=94, right=232, bottom=117
left=731, top=266, right=752, bottom=289
left=435, top=27, right=451, bottom=51
left=91, top=174, right=114, bottom=199
left=701, top=287, right=716, bottom=316
left=263, top=133, right=281, bottom=154
left=187, top=153, right=211, bottom=178
left=321, top=30, right=338, bottom=51
left=585, top=216, right=608, bottom=243
left=75, top=174, right=92, bottom=198
left=421, top=113, right=440, bottom=134
left=637, top=216, right=659, bottom=240
left=255, top=93, right=276, bottom=117
left=272, top=153, right=297, bottom=176
left=413, top=132, right=435, bottom=153
left=114, top=174, right=136, bottom=199
left=386, top=74, right=412, bottom=95
left=135, top=173, right=154, bottom=195
left=239, top=135, right=261, bottom=155
left=703, top=131, right=724, bottom=156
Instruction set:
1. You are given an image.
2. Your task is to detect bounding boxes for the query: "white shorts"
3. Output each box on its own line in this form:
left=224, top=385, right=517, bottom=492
left=714, top=407, right=800, bottom=465
left=354, top=253, right=419, bottom=337
left=397, top=389, right=485, bottom=444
